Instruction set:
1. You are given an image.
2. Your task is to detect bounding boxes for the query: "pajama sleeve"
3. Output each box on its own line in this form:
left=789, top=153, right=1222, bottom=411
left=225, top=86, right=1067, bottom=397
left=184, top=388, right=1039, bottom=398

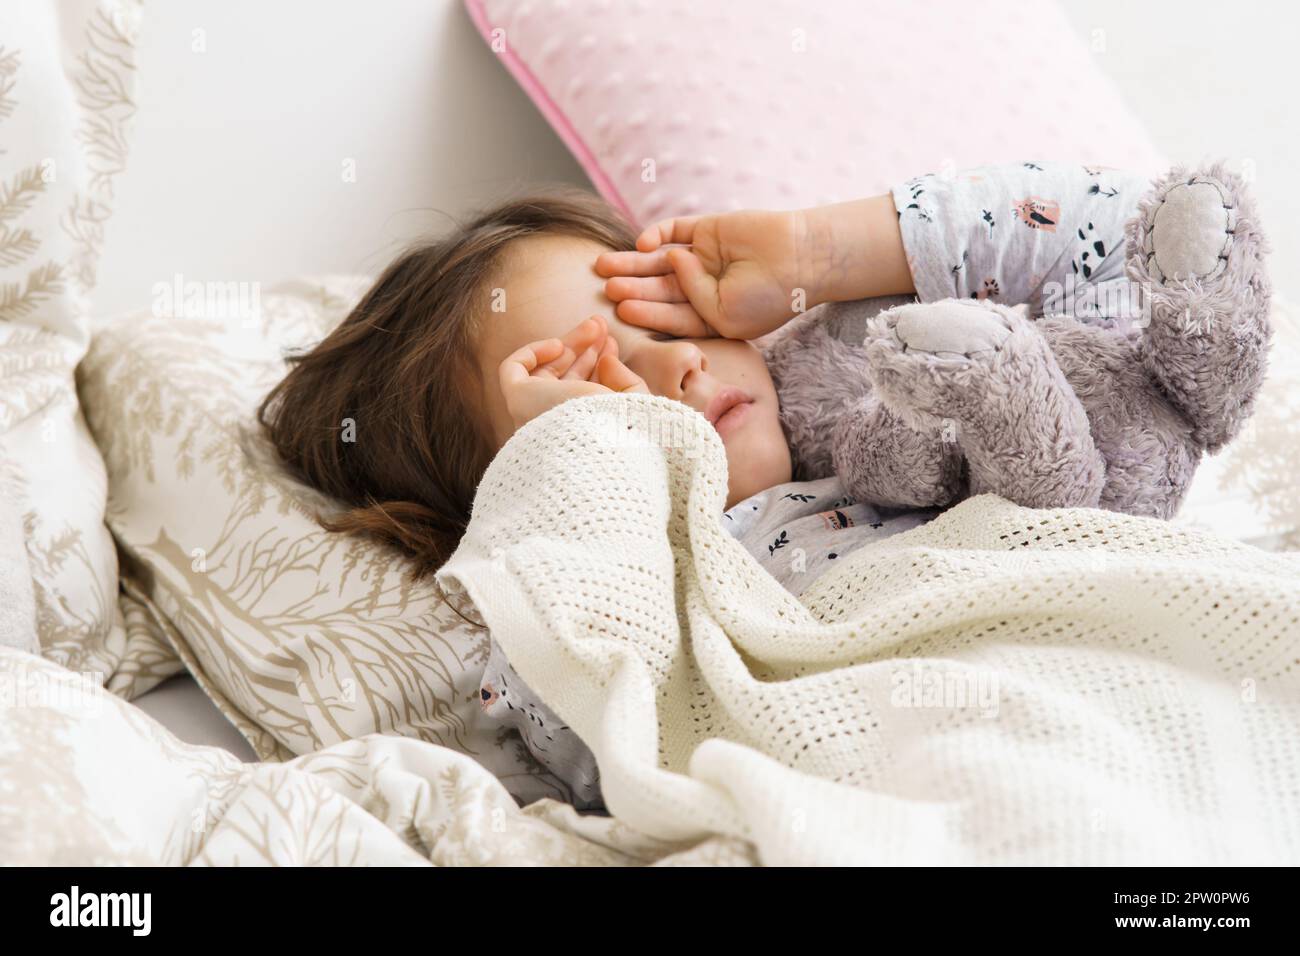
left=890, top=161, right=1151, bottom=317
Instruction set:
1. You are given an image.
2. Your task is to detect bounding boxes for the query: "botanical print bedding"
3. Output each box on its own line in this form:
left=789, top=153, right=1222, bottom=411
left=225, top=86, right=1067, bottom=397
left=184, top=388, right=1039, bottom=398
left=77, top=277, right=575, bottom=804
left=0, top=0, right=171, bottom=698
left=0, top=646, right=754, bottom=866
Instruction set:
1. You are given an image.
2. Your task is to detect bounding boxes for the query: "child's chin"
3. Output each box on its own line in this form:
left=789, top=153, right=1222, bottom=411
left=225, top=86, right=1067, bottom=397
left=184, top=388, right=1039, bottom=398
left=726, top=463, right=776, bottom=509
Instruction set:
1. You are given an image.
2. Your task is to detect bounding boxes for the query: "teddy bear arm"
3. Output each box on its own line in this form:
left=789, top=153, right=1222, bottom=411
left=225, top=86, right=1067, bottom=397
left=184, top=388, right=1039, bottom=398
left=831, top=397, right=965, bottom=508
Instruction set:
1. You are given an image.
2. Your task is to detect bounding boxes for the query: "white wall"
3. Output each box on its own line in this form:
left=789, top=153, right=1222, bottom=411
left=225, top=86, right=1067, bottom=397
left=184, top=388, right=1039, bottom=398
left=97, top=0, right=1298, bottom=316
left=95, top=0, right=586, bottom=316
left=1057, top=0, right=1299, bottom=299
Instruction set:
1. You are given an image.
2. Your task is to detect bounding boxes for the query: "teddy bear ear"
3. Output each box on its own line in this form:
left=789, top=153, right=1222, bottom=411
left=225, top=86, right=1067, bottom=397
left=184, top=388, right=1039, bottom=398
left=1011, top=303, right=1030, bottom=318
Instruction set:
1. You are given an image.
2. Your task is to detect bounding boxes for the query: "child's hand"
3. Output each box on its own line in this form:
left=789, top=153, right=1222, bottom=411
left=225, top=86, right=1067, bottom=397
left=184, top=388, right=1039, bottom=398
left=498, top=315, right=648, bottom=431
left=595, top=209, right=810, bottom=341
left=595, top=195, right=915, bottom=340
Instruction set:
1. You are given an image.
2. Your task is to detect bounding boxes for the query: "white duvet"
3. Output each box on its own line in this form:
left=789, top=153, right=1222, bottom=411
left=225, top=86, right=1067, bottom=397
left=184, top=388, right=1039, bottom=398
left=438, top=393, right=1300, bottom=865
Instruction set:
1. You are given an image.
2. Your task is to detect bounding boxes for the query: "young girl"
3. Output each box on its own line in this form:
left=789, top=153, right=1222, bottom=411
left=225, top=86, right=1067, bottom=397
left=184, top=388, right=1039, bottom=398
left=256, top=181, right=927, bottom=808
left=260, top=161, right=1259, bottom=807
left=261, top=162, right=1160, bottom=575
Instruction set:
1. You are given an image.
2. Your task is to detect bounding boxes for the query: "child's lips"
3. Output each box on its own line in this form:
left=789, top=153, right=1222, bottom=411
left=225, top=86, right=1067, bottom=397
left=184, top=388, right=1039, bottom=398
left=712, top=399, right=753, bottom=438
left=706, top=386, right=754, bottom=437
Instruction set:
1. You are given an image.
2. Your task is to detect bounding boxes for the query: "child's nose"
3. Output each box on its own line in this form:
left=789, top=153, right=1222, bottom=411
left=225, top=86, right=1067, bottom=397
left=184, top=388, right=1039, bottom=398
left=658, top=341, right=708, bottom=399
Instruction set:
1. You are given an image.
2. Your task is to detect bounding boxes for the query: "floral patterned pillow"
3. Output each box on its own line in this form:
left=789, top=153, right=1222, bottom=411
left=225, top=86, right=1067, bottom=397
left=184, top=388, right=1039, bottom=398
left=0, top=0, right=177, bottom=695
left=78, top=277, right=571, bottom=805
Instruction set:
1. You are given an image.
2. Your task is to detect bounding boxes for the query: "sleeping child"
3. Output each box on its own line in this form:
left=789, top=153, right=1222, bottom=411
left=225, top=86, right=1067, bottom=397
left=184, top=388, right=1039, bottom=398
left=259, top=160, right=1270, bottom=809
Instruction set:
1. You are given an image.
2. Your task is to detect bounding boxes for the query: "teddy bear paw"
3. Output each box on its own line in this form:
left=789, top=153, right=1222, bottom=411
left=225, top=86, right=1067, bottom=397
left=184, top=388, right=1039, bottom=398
left=1127, top=162, right=1272, bottom=450
left=886, top=299, right=1014, bottom=359
left=1139, top=174, right=1236, bottom=288
left=860, top=299, right=1023, bottom=433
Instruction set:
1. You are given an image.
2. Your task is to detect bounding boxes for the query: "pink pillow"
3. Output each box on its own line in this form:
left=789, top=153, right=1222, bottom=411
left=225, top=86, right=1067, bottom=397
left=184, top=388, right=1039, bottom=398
left=465, top=0, right=1165, bottom=226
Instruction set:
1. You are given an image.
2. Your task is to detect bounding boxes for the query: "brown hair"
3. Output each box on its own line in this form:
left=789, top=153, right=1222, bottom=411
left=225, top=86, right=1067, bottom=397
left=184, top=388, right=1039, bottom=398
left=258, top=188, right=637, bottom=578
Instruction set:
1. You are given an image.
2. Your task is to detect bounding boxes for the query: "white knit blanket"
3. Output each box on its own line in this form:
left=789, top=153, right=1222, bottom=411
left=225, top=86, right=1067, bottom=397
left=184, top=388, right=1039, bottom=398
left=438, top=393, right=1300, bottom=865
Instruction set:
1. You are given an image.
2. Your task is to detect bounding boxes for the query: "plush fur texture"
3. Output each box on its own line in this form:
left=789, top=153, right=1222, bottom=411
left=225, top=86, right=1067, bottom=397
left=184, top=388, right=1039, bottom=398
left=762, top=162, right=1272, bottom=519
left=762, top=293, right=915, bottom=483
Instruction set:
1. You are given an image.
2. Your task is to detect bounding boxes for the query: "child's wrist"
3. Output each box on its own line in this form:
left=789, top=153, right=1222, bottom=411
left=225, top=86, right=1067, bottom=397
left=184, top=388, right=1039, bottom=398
left=792, top=206, right=835, bottom=309
left=799, top=195, right=915, bottom=305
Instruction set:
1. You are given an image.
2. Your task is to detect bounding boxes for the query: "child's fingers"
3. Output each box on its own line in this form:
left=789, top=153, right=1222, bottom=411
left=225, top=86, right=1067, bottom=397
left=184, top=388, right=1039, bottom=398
left=562, top=344, right=600, bottom=381
left=594, top=249, right=674, bottom=278
left=636, top=216, right=699, bottom=253
left=558, top=314, right=607, bottom=356
left=604, top=273, right=686, bottom=304
left=666, top=247, right=722, bottom=326
left=590, top=335, right=618, bottom=382
left=498, top=337, right=566, bottom=390
left=595, top=352, right=649, bottom=394
left=616, top=299, right=715, bottom=338
left=536, top=315, right=607, bottom=377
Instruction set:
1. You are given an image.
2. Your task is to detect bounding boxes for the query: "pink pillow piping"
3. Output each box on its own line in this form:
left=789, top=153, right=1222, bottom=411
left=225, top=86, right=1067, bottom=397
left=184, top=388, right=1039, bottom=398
left=463, top=0, right=636, bottom=222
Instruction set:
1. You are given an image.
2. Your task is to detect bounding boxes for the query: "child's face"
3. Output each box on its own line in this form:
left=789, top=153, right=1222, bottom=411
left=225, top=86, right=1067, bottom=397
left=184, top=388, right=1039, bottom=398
left=477, top=234, right=792, bottom=508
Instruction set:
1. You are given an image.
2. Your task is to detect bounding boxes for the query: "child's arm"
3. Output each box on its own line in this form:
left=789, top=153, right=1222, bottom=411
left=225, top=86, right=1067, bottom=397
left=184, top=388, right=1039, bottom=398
left=594, top=194, right=915, bottom=341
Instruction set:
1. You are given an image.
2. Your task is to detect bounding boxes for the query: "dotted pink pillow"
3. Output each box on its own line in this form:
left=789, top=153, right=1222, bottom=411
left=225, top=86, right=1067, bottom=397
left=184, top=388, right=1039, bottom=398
left=465, top=0, right=1165, bottom=226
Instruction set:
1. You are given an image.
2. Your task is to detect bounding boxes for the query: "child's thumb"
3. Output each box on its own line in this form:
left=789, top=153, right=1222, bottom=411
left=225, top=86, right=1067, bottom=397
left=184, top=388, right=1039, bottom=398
left=666, top=247, right=719, bottom=324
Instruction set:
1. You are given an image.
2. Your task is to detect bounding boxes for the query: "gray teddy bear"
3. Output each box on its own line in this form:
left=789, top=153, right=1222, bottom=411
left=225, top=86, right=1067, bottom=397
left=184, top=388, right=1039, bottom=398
left=764, top=162, right=1273, bottom=518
